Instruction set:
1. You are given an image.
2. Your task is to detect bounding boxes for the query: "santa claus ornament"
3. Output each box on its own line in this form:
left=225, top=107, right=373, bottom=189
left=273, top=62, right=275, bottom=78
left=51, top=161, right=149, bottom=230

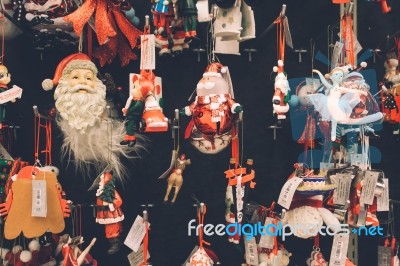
left=182, top=62, right=242, bottom=154
left=272, top=60, right=290, bottom=121
left=42, top=53, right=142, bottom=178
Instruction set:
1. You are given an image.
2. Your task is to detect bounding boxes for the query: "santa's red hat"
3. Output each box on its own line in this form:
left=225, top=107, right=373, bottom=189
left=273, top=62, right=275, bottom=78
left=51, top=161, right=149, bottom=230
left=42, top=53, right=98, bottom=91
left=203, top=62, right=227, bottom=78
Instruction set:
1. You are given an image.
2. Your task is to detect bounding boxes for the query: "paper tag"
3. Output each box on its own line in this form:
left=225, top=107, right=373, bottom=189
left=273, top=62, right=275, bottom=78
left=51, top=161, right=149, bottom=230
left=356, top=204, right=367, bottom=227
left=377, top=178, right=390, bottom=212
left=329, top=234, right=349, bottom=266
left=140, top=34, right=155, bottom=70
left=258, top=217, right=275, bottom=249
left=360, top=171, right=379, bottom=205
left=245, top=237, right=259, bottom=266
left=182, top=246, right=199, bottom=266
left=378, top=246, right=392, bottom=266
left=31, top=180, right=47, bottom=217
left=127, top=243, right=150, bottom=266
left=333, top=173, right=353, bottom=205
left=124, top=215, right=150, bottom=252
left=277, top=177, right=303, bottom=209
left=196, top=0, right=210, bottom=22
left=0, top=143, right=13, bottom=160
left=350, top=154, right=363, bottom=167
left=0, top=85, right=23, bottom=104
left=331, top=41, right=344, bottom=68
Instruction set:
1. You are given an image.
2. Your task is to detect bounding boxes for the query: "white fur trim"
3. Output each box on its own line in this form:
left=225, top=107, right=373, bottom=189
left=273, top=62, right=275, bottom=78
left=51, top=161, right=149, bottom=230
left=203, top=72, right=222, bottom=78
left=360, top=61, right=367, bottom=68
left=278, top=60, right=284, bottom=67
left=42, top=79, right=54, bottom=91
left=184, top=106, right=192, bottom=116
left=272, top=95, right=281, bottom=102
left=273, top=103, right=289, bottom=114
left=231, top=103, right=240, bottom=113
left=277, top=114, right=286, bottom=119
left=96, top=215, right=125, bottom=224
left=273, top=66, right=278, bottom=72
left=221, top=67, right=227, bottom=73
left=20, top=250, right=32, bottom=263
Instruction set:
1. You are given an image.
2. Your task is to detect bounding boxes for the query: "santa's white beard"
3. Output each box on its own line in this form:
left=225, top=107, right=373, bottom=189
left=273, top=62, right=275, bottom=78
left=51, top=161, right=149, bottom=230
left=54, top=80, right=146, bottom=178
left=54, top=80, right=107, bottom=134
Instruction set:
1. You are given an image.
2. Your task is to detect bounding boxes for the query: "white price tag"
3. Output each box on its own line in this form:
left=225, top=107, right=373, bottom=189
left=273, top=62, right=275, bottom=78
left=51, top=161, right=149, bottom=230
left=124, top=215, right=150, bottom=252
left=350, top=154, right=363, bottom=167
left=245, top=237, right=259, bottom=266
left=333, top=173, right=353, bottom=205
left=0, top=85, right=23, bottom=104
left=140, top=34, right=156, bottom=70
left=277, top=177, right=303, bottom=209
left=31, top=180, right=47, bottom=217
left=378, top=246, right=392, bottom=266
left=377, top=178, right=390, bottom=212
left=360, top=171, right=379, bottom=205
left=127, top=243, right=150, bottom=266
left=258, top=217, right=275, bottom=249
left=329, top=234, right=349, bottom=266
left=196, top=0, right=210, bottom=22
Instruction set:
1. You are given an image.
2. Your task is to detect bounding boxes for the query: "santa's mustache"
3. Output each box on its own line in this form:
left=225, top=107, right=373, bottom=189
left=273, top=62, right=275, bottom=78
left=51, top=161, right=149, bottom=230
left=197, top=82, right=215, bottom=90
left=70, top=84, right=96, bottom=94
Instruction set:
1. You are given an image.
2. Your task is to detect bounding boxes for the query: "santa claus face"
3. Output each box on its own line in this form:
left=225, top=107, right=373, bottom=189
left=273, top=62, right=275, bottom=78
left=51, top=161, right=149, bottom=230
left=54, top=68, right=106, bottom=134
left=196, top=75, right=230, bottom=96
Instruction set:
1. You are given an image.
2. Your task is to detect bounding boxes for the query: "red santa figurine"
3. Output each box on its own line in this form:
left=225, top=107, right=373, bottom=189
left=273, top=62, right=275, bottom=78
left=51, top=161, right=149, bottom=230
left=95, top=171, right=124, bottom=255
left=181, top=62, right=243, bottom=154
left=272, top=60, right=290, bottom=121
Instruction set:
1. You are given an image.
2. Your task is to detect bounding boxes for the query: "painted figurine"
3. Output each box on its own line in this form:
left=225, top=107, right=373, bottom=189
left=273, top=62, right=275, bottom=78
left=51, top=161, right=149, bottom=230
left=272, top=60, right=291, bottom=121
left=164, top=153, right=191, bottom=204
left=61, top=235, right=96, bottom=266
left=121, top=71, right=153, bottom=147
left=175, top=0, right=198, bottom=38
left=0, top=65, right=14, bottom=124
left=151, top=0, right=174, bottom=34
left=95, top=171, right=124, bottom=255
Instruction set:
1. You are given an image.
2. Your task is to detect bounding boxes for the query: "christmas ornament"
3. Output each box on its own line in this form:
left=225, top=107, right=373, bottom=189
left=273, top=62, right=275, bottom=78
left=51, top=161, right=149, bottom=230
left=42, top=53, right=141, bottom=178
left=95, top=171, right=124, bottom=255
left=60, top=236, right=96, bottom=266
left=163, top=153, right=191, bottom=204
left=0, top=166, right=71, bottom=239
left=279, top=165, right=340, bottom=239
left=381, top=53, right=400, bottom=124
left=182, top=62, right=242, bottom=154
left=0, top=0, right=22, bottom=39
left=176, top=0, right=198, bottom=38
left=0, top=65, right=22, bottom=125
left=308, top=63, right=382, bottom=141
left=272, top=60, right=291, bottom=121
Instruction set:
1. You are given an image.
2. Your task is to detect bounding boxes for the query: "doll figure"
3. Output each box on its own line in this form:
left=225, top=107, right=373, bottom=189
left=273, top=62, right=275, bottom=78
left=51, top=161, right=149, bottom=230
left=0, top=65, right=13, bottom=124
left=60, top=235, right=96, bottom=266
left=121, top=71, right=153, bottom=147
left=164, top=153, right=191, bottom=204
left=151, top=0, right=174, bottom=34
left=272, top=60, right=291, bottom=121
left=95, top=171, right=124, bottom=255
left=175, top=0, right=198, bottom=38
left=182, top=62, right=242, bottom=153
left=308, top=67, right=368, bottom=141
left=381, top=56, right=400, bottom=122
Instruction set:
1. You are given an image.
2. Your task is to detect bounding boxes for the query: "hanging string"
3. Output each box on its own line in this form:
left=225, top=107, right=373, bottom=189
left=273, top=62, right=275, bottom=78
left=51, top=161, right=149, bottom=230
left=0, top=2, right=5, bottom=65
left=78, top=31, right=83, bottom=53
left=197, top=204, right=210, bottom=249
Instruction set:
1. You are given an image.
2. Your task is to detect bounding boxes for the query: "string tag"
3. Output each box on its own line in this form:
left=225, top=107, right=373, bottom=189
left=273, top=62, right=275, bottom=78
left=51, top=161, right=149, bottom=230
left=258, top=217, right=275, bottom=249
left=127, top=243, right=150, bottom=266
left=378, top=246, right=392, bottom=266
left=329, top=234, right=349, bottom=266
left=140, top=34, right=156, bottom=70
left=245, top=237, right=259, bottom=265
left=277, top=177, right=303, bottom=209
left=124, top=215, right=150, bottom=252
left=31, top=179, right=47, bottom=217
left=377, top=178, right=390, bottom=212
left=196, top=0, right=210, bottom=22
left=360, top=171, right=379, bottom=205
left=333, top=173, right=353, bottom=205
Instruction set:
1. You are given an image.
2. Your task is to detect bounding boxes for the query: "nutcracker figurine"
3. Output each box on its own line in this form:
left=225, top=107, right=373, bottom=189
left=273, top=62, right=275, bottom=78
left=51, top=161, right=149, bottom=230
left=175, top=0, right=198, bottom=38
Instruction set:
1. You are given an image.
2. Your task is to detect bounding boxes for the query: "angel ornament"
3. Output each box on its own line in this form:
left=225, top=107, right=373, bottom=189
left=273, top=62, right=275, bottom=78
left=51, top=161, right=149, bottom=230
left=163, top=153, right=191, bottom=204
left=308, top=67, right=368, bottom=141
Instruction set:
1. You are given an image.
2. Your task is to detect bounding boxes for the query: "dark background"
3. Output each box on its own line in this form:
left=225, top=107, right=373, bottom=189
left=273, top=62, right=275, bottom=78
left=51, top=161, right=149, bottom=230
left=2, top=0, right=400, bottom=265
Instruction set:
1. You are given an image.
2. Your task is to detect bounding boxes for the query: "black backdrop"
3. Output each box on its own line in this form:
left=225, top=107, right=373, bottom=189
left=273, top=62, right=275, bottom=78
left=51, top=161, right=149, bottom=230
left=2, top=0, right=400, bottom=265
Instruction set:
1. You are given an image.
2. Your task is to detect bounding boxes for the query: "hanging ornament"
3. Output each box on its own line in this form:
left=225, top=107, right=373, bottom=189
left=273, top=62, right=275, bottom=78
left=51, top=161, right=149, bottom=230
left=163, top=153, right=191, bottom=204
left=181, top=62, right=242, bottom=154
left=0, top=0, right=22, bottom=39
left=59, top=236, right=96, bottom=266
